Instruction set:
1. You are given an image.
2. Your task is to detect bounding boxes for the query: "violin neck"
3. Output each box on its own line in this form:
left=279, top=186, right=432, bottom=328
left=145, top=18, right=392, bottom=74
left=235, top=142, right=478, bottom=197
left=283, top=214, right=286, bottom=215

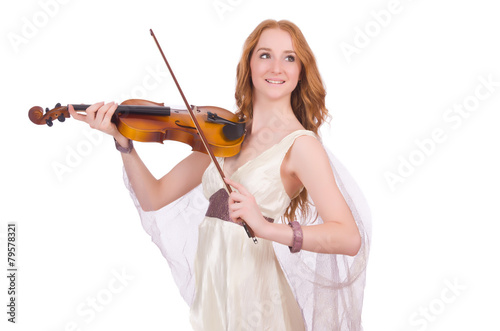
left=70, top=104, right=171, bottom=116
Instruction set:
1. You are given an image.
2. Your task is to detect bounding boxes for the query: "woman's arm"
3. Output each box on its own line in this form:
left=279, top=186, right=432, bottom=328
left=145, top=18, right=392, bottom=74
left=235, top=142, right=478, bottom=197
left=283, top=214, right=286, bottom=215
left=226, top=135, right=361, bottom=256
left=122, top=149, right=210, bottom=211
left=69, top=102, right=211, bottom=212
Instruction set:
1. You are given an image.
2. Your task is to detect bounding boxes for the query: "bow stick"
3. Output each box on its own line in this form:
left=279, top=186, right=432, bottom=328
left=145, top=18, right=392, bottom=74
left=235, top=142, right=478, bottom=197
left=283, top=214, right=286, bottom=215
left=149, top=29, right=257, bottom=244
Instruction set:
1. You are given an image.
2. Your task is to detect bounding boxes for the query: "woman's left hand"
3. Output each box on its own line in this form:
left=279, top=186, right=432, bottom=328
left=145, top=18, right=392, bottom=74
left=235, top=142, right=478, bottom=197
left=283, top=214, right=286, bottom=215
left=224, top=177, right=270, bottom=237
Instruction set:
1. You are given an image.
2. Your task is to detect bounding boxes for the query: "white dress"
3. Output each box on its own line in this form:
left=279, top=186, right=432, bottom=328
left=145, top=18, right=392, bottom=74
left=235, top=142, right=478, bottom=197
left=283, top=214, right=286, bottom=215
left=124, top=129, right=371, bottom=331
left=189, top=130, right=314, bottom=330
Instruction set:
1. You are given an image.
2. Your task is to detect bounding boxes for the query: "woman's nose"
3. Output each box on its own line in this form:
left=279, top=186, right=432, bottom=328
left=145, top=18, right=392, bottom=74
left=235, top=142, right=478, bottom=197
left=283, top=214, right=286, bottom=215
left=270, top=59, right=282, bottom=74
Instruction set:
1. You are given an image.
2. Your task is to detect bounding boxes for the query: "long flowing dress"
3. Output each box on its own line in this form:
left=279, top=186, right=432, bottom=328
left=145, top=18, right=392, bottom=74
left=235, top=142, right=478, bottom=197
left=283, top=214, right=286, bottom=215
left=124, top=129, right=371, bottom=331
left=190, top=130, right=314, bottom=330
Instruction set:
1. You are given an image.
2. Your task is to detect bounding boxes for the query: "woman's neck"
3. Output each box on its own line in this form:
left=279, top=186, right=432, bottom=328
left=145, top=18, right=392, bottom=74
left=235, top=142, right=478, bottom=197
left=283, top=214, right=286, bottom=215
left=250, top=98, right=302, bottom=135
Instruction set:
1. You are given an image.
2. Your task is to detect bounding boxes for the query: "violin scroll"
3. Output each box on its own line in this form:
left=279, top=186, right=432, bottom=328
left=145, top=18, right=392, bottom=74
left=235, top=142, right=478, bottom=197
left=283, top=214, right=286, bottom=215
left=29, top=103, right=68, bottom=126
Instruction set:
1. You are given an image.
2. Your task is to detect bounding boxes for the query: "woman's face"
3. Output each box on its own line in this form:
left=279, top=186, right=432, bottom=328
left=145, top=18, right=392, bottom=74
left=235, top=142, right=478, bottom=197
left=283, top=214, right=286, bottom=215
left=250, top=28, right=301, bottom=104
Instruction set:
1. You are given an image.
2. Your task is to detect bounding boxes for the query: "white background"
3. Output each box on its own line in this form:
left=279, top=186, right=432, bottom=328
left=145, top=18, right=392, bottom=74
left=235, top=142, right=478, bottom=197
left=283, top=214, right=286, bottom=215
left=1, top=0, right=499, bottom=330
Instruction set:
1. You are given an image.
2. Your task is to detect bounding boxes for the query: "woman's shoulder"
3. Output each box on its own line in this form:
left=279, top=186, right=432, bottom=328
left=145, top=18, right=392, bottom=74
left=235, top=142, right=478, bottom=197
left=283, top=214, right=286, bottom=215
left=287, top=130, right=326, bottom=164
left=288, top=129, right=320, bottom=145
left=279, top=127, right=317, bottom=142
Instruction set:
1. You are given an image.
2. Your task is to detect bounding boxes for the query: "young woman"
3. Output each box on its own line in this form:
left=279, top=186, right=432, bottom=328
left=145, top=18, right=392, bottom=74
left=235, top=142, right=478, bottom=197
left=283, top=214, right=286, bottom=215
left=69, top=19, right=371, bottom=331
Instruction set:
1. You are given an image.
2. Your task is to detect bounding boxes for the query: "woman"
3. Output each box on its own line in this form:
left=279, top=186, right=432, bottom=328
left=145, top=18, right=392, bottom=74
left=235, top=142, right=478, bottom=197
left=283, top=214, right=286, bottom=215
left=69, top=19, right=370, bottom=331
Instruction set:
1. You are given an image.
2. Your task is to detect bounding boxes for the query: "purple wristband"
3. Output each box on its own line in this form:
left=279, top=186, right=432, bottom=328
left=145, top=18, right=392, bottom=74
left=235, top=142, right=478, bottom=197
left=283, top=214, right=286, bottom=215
left=288, top=220, right=303, bottom=253
left=114, top=138, right=133, bottom=154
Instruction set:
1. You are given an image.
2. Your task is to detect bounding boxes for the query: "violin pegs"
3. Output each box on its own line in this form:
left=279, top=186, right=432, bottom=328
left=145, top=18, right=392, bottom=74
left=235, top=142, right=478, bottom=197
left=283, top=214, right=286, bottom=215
left=55, top=102, right=61, bottom=108
left=57, top=114, right=65, bottom=122
left=45, top=107, right=50, bottom=113
left=46, top=117, right=53, bottom=127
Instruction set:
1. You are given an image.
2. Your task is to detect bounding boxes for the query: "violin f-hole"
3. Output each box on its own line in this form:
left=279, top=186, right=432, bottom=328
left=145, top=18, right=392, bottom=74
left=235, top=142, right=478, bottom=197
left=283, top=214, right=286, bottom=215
left=174, top=120, right=196, bottom=130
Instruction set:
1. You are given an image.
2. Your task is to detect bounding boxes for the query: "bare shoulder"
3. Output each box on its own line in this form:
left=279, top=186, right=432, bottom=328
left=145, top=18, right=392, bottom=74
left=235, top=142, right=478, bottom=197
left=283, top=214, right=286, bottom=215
left=288, top=133, right=328, bottom=169
left=281, top=133, right=332, bottom=196
left=286, top=134, right=347, bottom=215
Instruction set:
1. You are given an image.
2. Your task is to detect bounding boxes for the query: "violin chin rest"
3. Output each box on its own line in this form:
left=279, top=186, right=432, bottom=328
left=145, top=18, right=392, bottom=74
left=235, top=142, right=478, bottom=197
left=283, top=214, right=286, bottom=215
left=223, top=122, right=246, bottom=141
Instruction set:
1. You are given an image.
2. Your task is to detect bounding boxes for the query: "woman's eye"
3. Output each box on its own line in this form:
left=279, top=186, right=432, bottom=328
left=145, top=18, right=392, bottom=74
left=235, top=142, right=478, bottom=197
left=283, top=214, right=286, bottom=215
left=285, top=55, right=295, bottom=62
left=259, top=53, right=270, bottom=59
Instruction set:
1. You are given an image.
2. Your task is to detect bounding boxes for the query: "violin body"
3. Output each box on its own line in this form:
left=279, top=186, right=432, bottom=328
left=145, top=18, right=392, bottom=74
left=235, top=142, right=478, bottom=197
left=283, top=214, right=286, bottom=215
left=29, top=99, right=246, bottom=157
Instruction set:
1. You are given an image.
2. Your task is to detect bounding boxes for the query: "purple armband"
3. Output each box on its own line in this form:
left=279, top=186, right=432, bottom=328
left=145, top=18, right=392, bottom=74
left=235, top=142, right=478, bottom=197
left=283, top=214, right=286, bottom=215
left=288, top=220, right=303, bottom=253
left=114, top=138, right=133, bottom=154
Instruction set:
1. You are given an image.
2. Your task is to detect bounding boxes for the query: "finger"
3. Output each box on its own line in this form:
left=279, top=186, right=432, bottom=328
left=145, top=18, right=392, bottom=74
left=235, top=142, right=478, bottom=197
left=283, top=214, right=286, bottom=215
left=224, top=177, right=248, bottom=195
left=227, top=193, right=237, bottom=206
left=67, top=104, right=87, bottom=122
left=228, top=200, right=242, bottom=213
left=103, top=102, right=118, bottom=124
left=228, top=191, right=246, bottom=204
left=227, top=204, right=243, bottom=221
left=86, top=101, right=104, bottom=113
left=86, top=101, right=105, bottom=122
left=94, top=102, right=115, bottom=128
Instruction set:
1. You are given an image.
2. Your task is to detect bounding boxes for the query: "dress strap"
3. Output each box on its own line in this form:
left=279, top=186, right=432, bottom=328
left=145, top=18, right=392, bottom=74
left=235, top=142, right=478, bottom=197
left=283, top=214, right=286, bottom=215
left=275, top=130, right=318, bottom=166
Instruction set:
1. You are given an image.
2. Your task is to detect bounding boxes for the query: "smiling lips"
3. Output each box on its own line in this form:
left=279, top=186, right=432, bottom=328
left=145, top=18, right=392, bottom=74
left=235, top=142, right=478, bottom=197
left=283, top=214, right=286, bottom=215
left=265, top=79, right=285, bottom=84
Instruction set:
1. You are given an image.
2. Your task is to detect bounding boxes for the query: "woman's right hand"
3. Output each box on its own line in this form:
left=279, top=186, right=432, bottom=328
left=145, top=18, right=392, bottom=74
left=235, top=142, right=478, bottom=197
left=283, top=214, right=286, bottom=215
left=68, top=101, right=123, bottom=139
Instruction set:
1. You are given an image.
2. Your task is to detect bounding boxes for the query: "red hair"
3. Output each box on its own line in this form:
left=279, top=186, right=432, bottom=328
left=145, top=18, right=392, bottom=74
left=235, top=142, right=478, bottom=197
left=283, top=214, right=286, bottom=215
left=235, top=20, right=329, bottom=221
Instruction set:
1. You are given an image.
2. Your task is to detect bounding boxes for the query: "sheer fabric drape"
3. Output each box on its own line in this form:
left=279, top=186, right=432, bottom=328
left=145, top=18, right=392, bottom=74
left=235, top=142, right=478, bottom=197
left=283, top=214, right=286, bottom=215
left=124, top=142, right=371, bottom=330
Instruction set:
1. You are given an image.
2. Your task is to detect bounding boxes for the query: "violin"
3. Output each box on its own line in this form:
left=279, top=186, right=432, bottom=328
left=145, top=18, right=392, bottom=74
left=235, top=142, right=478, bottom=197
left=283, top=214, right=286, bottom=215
left=28, top=99, right=246, bottom=157
left=28, top=28, right=257, bottom=243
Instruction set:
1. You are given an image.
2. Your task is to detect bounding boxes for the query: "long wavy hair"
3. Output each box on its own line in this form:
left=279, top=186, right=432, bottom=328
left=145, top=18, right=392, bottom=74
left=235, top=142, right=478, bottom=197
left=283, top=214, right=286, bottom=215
left=235, top=19, right=329, bottom=222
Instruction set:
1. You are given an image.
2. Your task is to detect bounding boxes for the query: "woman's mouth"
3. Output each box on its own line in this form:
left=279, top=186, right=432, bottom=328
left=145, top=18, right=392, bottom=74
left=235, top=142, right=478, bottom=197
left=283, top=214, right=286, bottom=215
left=265, top=79, right=285, bottom=84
